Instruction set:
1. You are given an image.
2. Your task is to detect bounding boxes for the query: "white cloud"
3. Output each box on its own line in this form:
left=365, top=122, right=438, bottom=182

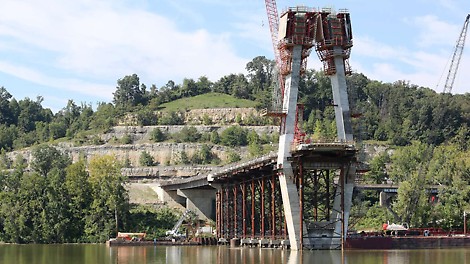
left=0, top=0, right=248, bottom=98
left=404, top=15, right=460, bottom=48
left=351, top=34, right=470, bottom=94
left=353, top=37, right=407, bottom=60
left=232, top=12, right=272, bottom=55
left=0, top=61, right=113, bottom=98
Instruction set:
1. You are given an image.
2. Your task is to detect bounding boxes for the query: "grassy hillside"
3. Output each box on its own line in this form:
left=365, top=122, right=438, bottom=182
left=158, top=92, right=258, bottom=112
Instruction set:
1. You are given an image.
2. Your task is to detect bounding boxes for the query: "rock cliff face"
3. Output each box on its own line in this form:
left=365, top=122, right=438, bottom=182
left=7, top=138, right=254, bottom=177
left=103, top=125, right=277, bottom=144
left=184, top=108, right=260, bottom=124
left=5, top=106, right=390, bottom=181
left=6, top=108, right=279, bottom=180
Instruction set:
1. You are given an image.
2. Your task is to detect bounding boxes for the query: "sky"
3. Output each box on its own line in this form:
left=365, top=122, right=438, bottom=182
left=0, top=0, right=469, bottom=112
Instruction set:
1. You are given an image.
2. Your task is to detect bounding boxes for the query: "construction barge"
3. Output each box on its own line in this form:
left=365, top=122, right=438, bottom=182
left=106, top=238, right=215, bottom=247
left=345, top=226, right=470, bottom=249
left=345, top=235, right=470, bottom=250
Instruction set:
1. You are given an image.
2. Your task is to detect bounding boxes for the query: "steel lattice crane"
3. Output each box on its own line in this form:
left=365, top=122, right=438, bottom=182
left=443, top=14, right=469, bottom=93
left=264, top=0, right=280, bottom=68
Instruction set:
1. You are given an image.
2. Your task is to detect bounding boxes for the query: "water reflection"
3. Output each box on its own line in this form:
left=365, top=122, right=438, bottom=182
left=2, top=244, right=470, bottom=264
left=108, top=246, right=470, bottom=264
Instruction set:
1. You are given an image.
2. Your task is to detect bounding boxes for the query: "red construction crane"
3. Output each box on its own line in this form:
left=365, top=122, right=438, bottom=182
left=264, top=0, right=281, bottom=68
left=443, top=14, right=469, bottom=93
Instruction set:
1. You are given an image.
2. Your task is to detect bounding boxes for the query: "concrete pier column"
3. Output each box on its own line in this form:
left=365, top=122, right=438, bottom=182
left=177, top=189, right=217, bottom=221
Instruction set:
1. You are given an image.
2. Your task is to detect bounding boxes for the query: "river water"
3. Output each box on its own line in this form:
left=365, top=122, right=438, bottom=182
left=1, top=244, right=470, bottom=264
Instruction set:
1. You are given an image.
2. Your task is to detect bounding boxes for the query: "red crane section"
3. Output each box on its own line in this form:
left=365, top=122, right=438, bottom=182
left=265, top=0, right=281, bottom=67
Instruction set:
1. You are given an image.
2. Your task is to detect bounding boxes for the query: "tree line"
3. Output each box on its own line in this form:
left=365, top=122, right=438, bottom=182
left=0, top=145, right=176, bottom=243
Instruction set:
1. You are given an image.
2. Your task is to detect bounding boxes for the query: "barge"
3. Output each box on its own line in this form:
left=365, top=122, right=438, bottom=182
left=345, top=227, right=470, bottom=249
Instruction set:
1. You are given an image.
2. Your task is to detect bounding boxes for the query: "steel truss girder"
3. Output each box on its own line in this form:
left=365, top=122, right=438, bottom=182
left=216, top=174, right=286, bottom=241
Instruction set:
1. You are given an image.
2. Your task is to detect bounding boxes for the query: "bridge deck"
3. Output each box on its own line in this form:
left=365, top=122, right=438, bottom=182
left=160, top=143, right=358, bottom=190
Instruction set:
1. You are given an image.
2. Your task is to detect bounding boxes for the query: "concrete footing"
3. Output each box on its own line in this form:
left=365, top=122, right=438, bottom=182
left=230, top=238, right=241, bottom=247
left=237, top=238, right=288, bottom=248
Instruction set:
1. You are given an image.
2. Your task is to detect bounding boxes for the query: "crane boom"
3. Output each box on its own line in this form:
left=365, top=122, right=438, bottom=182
left=443, top=14, right=469, bottom=93
left=264, top=0, right=281, bottom=67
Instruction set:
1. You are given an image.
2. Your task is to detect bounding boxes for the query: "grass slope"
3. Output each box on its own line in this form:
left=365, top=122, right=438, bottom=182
left=158, top=93, right=258, bottom=112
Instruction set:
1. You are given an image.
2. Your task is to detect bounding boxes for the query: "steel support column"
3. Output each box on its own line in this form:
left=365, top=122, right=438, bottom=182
left=261, top=178, right=265, bottom=238
left=251, top=179, right=255, bottom=238
left=242, top=183, right=247, bottom=237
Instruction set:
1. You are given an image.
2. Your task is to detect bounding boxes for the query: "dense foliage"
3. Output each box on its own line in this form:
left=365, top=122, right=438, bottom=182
left=352, top=141, right=470, bottom=230
left=0, top=145, right=176, bottom=243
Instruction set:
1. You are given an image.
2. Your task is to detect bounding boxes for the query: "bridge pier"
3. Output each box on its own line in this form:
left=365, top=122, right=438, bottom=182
left=155, top=187, right=186, bottom=208
left=156, top=184, right=216, bottom=221
left=380, top=191, right=394, bottom=207
left=177, top=189, right=216, bottom=221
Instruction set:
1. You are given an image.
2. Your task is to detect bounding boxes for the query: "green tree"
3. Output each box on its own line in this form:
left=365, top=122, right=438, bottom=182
left=17, top=96, right=52, bottom=133
left=220, top=126, right=247, bottom=147
left=365, top=152, right=390, bottom=184
left=195, top=76, right=213, bottom=95
left=0, top=163, right=25, bottom=242
left=246, top=56, right=274, bottom=94
left=113, top=74, right=144, bottom=108
left=120, top=134, right=132, bottom=144
left=174, top=126, right=200, bottom=143
left=139, top=151, right=155, bottom=166
left=191, top=144, right=216, bottom=165
left=135, top=108, right=158, bottom=126
left=0, top=87, right=14, bottom=125
left=158, top=111, right=184, bottom=125
left=86, top=155, right=128, bottom=242
left=210, top=131, right=220, bottom=144
left=389, top=141, right=432, bottom=183
left=90, top=102, right=116, bottom=132
left=226, top=150, right=241, bottom=163
left=426, top=144, right=470, bottom=229
left=247, top=130, right=260, bottom=145
left=31, top=145, right=71, bottom=177
left=390, top=142, right=433, bottom=227
left=150, top=127, right=167, bottom=142
left=179, top=151, right=190, bottom=165
left=248, top=141, right=263, bottom=157
left=0, top=124, right=18, bottom=151
left=202, top=114, right=213, bottom=125
left=65, top=159, right=92, bottom=241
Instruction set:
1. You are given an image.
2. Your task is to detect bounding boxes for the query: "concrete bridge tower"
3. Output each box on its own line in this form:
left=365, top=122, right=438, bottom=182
left=266, top=6, right=354, bottom=249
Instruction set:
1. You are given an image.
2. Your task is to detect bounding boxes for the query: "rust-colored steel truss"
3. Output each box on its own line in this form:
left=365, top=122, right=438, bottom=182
left=216, top=174, right=286, bottom=240
left=212, top=143, right=356, bottom=247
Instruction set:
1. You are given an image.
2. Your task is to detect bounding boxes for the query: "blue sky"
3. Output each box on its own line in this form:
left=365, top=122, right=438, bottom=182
left=0, top=0, right=469, bottom=112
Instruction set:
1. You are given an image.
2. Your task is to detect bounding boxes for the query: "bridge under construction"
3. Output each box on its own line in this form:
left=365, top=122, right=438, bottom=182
left=160, top=5, right=356, bottom=250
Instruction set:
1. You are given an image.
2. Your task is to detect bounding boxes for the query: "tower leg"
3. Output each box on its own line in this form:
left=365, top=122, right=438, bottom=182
left=330, top=47, right=354, bottom=142
left=277, top=45, right=309, bottom=250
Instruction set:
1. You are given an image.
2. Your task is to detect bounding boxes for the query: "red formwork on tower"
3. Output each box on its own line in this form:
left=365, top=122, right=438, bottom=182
left=264, top=5, right=320, bottom=143
left=263, top=5, right=354, bottom=144
left=314, top=9, right=353, bottom=76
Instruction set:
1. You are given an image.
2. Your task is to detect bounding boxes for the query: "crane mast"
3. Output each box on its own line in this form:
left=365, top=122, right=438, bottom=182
left=265, top=0, right=281, bottom=67
left=443, top=14, right=469, bottom=93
